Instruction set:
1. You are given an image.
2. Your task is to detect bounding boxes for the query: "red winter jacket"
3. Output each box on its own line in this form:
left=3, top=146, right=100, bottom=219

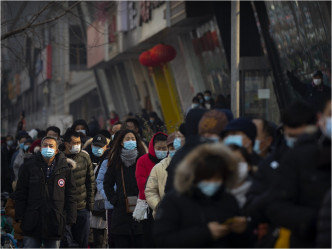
left=136, top=132, right=168, bottom=200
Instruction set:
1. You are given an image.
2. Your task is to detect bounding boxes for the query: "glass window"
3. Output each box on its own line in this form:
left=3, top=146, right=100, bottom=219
left=265, top=1, right=331, bottom=85
left=241, top=70, right=280, bottom=123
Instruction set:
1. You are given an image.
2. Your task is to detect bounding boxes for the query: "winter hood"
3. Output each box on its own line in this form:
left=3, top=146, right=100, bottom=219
left=174, top=143, right=238, bottom=194
left=148, top=132, right=168, bottom=158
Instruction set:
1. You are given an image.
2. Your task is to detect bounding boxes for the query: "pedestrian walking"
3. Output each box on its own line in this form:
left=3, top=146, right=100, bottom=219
left=153, top=143, right=248, bottom=247
left=1, top=135, right=16, bottom=193
left=61, top=128, right=95, bottom=248
left=89, top=134, right=110, bottom=248
left=71, top=119, right=91, bottom=144
left=145, top=132, right=176, bottom=218
left=15, top=136, right=77, bottom=248
left=204, top=90, right=215, bottom=109
left=103, top=129, right=146, bottom=248
left=134, top=132, right=168, bottom=247
left=252, top=118, right=275, bottom=159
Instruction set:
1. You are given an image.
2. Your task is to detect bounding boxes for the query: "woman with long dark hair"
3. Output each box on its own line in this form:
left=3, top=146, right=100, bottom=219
left=103, top=129, right=146, bottom=248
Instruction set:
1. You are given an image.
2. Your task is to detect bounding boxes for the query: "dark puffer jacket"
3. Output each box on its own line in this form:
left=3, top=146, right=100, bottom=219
left=65, top=150, right=95, bottom=211
left=103, top=161, right=143, bottom=235
left=15, top=152, right=77, bottom=240
left=316, top=188, right=331, bottom=248
left=154, top=143, right=248, bottom=248
left=266, top=129, right=331, bottom=248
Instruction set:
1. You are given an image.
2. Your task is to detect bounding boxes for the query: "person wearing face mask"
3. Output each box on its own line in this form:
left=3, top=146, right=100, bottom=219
left=252, top=118, right=275, bottom=159
left=61, top=128, right=95, bottom=248
left=186, top=97, right=202, bottom=116
left=71, top=119, right=91, bottom=145
left=15, top=136, right=77, bottom=248
left=83, top=130, right=111, bottom=166
left=12, top=135, right=31, bottom=183
left=243, top=101, right=318, bottom=248
left=1, top=135, right=16, bottom=193
left=22, top=138, right=34, bottom=163
left=153, top=143, right=248, bottom=247
left=89, top=134, right=111, bottom=248
left=196, top=92, right=206, bottom=108
left=103, top=129, right=146, bottom=248
left=204, top=90, right=215, bottom=110
left=221, top=117, right=261, bottom=170
left=148, top=112, right=165, bottom=133
left=287, top=70, right=331, bottom=112
left=134, top=132, right=168, bottom=247
left=145, top=132, right=177, bottom=218
left=264, top=97, right=331, bottom=248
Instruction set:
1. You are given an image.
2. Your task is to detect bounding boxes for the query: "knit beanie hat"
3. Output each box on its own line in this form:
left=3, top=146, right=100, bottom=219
left=220, top=117, right=257, bottom=145
left=166, top=132, right=176, bottom=147
left=198, top=110, right=228, bottom=136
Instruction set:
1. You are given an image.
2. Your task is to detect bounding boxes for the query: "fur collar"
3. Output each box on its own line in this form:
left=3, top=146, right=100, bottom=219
left=66, top=158, right=77, bottom=170
left=174, top=143, right=238, bottom=194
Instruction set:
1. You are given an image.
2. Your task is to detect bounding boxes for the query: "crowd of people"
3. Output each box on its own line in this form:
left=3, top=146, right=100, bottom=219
left=1, top=80, right=331, bottom=248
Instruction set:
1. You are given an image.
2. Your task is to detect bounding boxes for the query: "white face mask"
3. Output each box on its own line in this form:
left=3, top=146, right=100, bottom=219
left=237, top=162, right=249, bottom=183
left=69, top=144, right=81, bottom=154
left=313, top=79, right=322, bottom=86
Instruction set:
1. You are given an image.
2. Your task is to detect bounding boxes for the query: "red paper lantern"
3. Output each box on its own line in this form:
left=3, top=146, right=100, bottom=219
left=139, top=51, right=160, bottom=67
left=150, top=44, right=176, bottom=63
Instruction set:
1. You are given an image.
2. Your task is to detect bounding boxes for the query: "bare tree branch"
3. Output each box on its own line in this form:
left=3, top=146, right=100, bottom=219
left=1, top=1, right=81, bottom=41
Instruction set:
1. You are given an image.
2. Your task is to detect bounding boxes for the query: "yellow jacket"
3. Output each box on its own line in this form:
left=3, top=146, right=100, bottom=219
left=145, top=156, right=171, bottom=218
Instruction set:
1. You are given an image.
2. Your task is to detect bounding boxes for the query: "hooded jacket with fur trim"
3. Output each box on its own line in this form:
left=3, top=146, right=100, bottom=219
left=135, top=132, right=168, bottom=200
left=15, top=152, right=77, bottom=240
left=65, top=150, right=95, bottom=211
left=153, top=143, right=248, bottom=248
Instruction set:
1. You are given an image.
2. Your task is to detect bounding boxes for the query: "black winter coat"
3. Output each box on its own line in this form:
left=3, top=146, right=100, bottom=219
left=244, top=139, right=289, bottom=224
left=153, top=187, right=247, bottom=248
left=103, top=161, right=143, bottom=235
left=15, top=152, right=77, bottom=240
left=316, top=188, right=331, bottom=248
left=266, top=130, right=331, bottom=248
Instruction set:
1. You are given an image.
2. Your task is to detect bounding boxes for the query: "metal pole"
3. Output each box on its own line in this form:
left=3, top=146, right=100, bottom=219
left=231, top=0, right=240, bottom=117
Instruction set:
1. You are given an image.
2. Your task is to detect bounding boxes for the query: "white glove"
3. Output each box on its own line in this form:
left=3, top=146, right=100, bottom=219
left=133, top=199, right=149, bottom=221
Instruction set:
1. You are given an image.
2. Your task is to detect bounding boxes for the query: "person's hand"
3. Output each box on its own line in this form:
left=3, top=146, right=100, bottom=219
left=229, top=216, right=247, bottom=234
left=208, top=222, right=230, bottom=240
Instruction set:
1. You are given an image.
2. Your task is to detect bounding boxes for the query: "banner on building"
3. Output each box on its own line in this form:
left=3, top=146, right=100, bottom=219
left=35, top=44, right=52, bottom=85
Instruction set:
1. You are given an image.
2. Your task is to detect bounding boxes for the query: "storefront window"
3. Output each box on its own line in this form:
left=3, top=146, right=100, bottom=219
left=265, top=1, right=331, bottom=85
left=179, top=18, right=231, bottom=97
left=241, top=70, right=280, bottom=123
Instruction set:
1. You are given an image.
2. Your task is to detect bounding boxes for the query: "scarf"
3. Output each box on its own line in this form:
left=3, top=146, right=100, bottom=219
left=121, top=148, right=138, bottom=167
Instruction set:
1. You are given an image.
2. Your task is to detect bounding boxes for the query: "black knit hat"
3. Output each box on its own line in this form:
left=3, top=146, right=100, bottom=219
left=220, top=117, right=257, bottom=145
left=312, top=70, right=323, bottom=78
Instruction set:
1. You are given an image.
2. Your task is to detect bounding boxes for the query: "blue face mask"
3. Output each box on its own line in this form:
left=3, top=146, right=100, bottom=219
left=155, top=150, right=167, bottom=160
left=169, top=150, right=176, bottom=158
left=204, top=96, right=211, bottom=101
left=111, top=134, right=115, bottom=140
left=23, top=145, right=30, bottom=151
left=6, top=141, right=13, bottom=147
left=197, top=181, right=222, bottom=197
left=192, top=103, right=199, bottom=109
left=253, top=140, right=261, bottom=154
left=223, top=135, right=243, bottom=147
left=92, top=146, right=104, bottom=157
left=41, top=148, right=55, bottom=159
left=77, top=130, right=86, bottom=136
left=123, top=141, right=137, bottom=150
left=285, top=136, right=296, bottom=148
left=173, top=138, right=182, bottom=150
left=19, top=143, right=25, bottom=150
